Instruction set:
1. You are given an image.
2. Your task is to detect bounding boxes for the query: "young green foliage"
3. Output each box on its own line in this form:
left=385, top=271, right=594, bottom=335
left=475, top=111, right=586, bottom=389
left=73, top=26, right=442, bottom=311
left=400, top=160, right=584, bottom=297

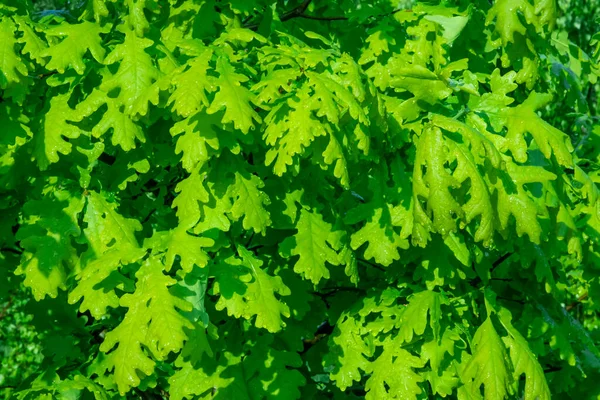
left=1, top=0, right=600, bottom=399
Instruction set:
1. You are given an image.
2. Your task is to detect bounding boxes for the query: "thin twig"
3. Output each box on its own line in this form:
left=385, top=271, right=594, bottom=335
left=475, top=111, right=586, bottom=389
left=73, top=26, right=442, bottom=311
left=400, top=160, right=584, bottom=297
left=313, top=286, right=365, bottom=298
left=0, top=298, right=14, bottom=321
left=299, top=6, right=405, bottom=21
left=300, top=320, right=334, bottom=354
left=357, top=258, right=385, bottom=272
left=29, top=71, right=58, bottom=80
left=497, top=296, right=525, bottom=305
left=140, top=209, right=156, bottom=224
left=280, top=0, right=314, bottom=22
left=245, top=1, right=403, bottom=30
left=297, top=14, right=349, bottom=21
left=543, top=366, right=562, bottom=373
left=566, top=292, right=588, bottom=311
left=469, top=253, right=512, bottom=287
left=244, top=0, right=313, bottom=29
left=490, top=252, right=512, bottom=274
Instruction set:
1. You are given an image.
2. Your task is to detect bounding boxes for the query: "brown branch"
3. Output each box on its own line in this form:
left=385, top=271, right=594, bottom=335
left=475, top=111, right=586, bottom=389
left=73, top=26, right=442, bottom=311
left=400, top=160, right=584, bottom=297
left=566, top=292, right=588, bottom=311
left=297, top=8, right=412, bottom=21
left=245, top=0, right=314, bottom=29
left=297, top=14, right=348, bottom=21
left=300, top=320, right=334, bottom=354
left=32, top=71, right=58, bottom=79
left=469, top=253, right=512, bottom=287
left=490, top=252, right=512, bottom=274
left=357, top=258, right=385, bottom=272
left=140, top=209, right=156, bottom=224
left=313, top=286, right=365, bottom=298
left=293, top=6, right=405, bottom=23
left=0, top=298, right=14, bottom=321
left=280, top=0, right=314, bottom=22
left=245, top=1, right=404, bottom=30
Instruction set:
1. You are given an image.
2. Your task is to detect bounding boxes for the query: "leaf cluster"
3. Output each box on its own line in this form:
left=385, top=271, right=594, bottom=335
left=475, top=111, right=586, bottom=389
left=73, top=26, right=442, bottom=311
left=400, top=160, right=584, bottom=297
left=1, top=0, right=600, bottom=399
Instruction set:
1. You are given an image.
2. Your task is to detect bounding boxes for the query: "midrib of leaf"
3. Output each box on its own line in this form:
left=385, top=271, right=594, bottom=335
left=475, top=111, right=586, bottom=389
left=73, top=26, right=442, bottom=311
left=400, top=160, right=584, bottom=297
left=485, top=334, right=507, bottom=399
left=243, top=248, right=264, bottom=296
left=0, top=39, right=10, bottom=76
left=235, top=316, right=256, bottom=400
left=237, top=174, right=269, bottom=228
left=303, top=213, right=317, bottom=264
left=472, top=320, right=510, bottom=400
left=129, top=46, right=148, bottom=102
left=551, top=37, right=592, bottom=61
left=447, top=139, right=493, bottom=208
left=104, top=201, right=140, bottom=247
left=0, top=20, right=18, bottom=84
left=221, top=67, right=247, bottom=117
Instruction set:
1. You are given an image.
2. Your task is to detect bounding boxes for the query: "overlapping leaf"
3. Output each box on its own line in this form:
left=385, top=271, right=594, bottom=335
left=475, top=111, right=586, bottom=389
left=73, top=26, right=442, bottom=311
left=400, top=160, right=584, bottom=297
left=3, top=1, right=600, bottom=399
left=212, top=246, right=290, bottom=332
left=99, top=256, right=192, bottom=395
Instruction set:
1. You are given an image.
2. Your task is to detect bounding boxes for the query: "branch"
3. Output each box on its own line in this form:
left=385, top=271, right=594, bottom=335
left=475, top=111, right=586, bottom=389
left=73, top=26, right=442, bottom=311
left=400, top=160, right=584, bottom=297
left=245, top=1, right=404, bottom=30
left=0, top=298, right=14, bottom=321
left=357, top=258, right=385, bottom=272
left=280, top=0, right=314, bottom=22
left=29, top=70, right=58, bottom=80
left=468, top=253, right=512, bottom=287
left=300, top=320, right=334, bottom=354
left=497, top=296, right=525, bottom=305
left=566, top=292, right=588, bottom=311
left=313, top=286, right=365, bottom=298
left=140, top=209, right=156, bottom=224
left=297, top=14, right=348, bottom=21
left=244, top=0, right=313, bottom=29
left=297, top=6, right=405, bottom=22
left=490, top=252, right=512, bottom=274
left=543, top=366, right=562, bottom=373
